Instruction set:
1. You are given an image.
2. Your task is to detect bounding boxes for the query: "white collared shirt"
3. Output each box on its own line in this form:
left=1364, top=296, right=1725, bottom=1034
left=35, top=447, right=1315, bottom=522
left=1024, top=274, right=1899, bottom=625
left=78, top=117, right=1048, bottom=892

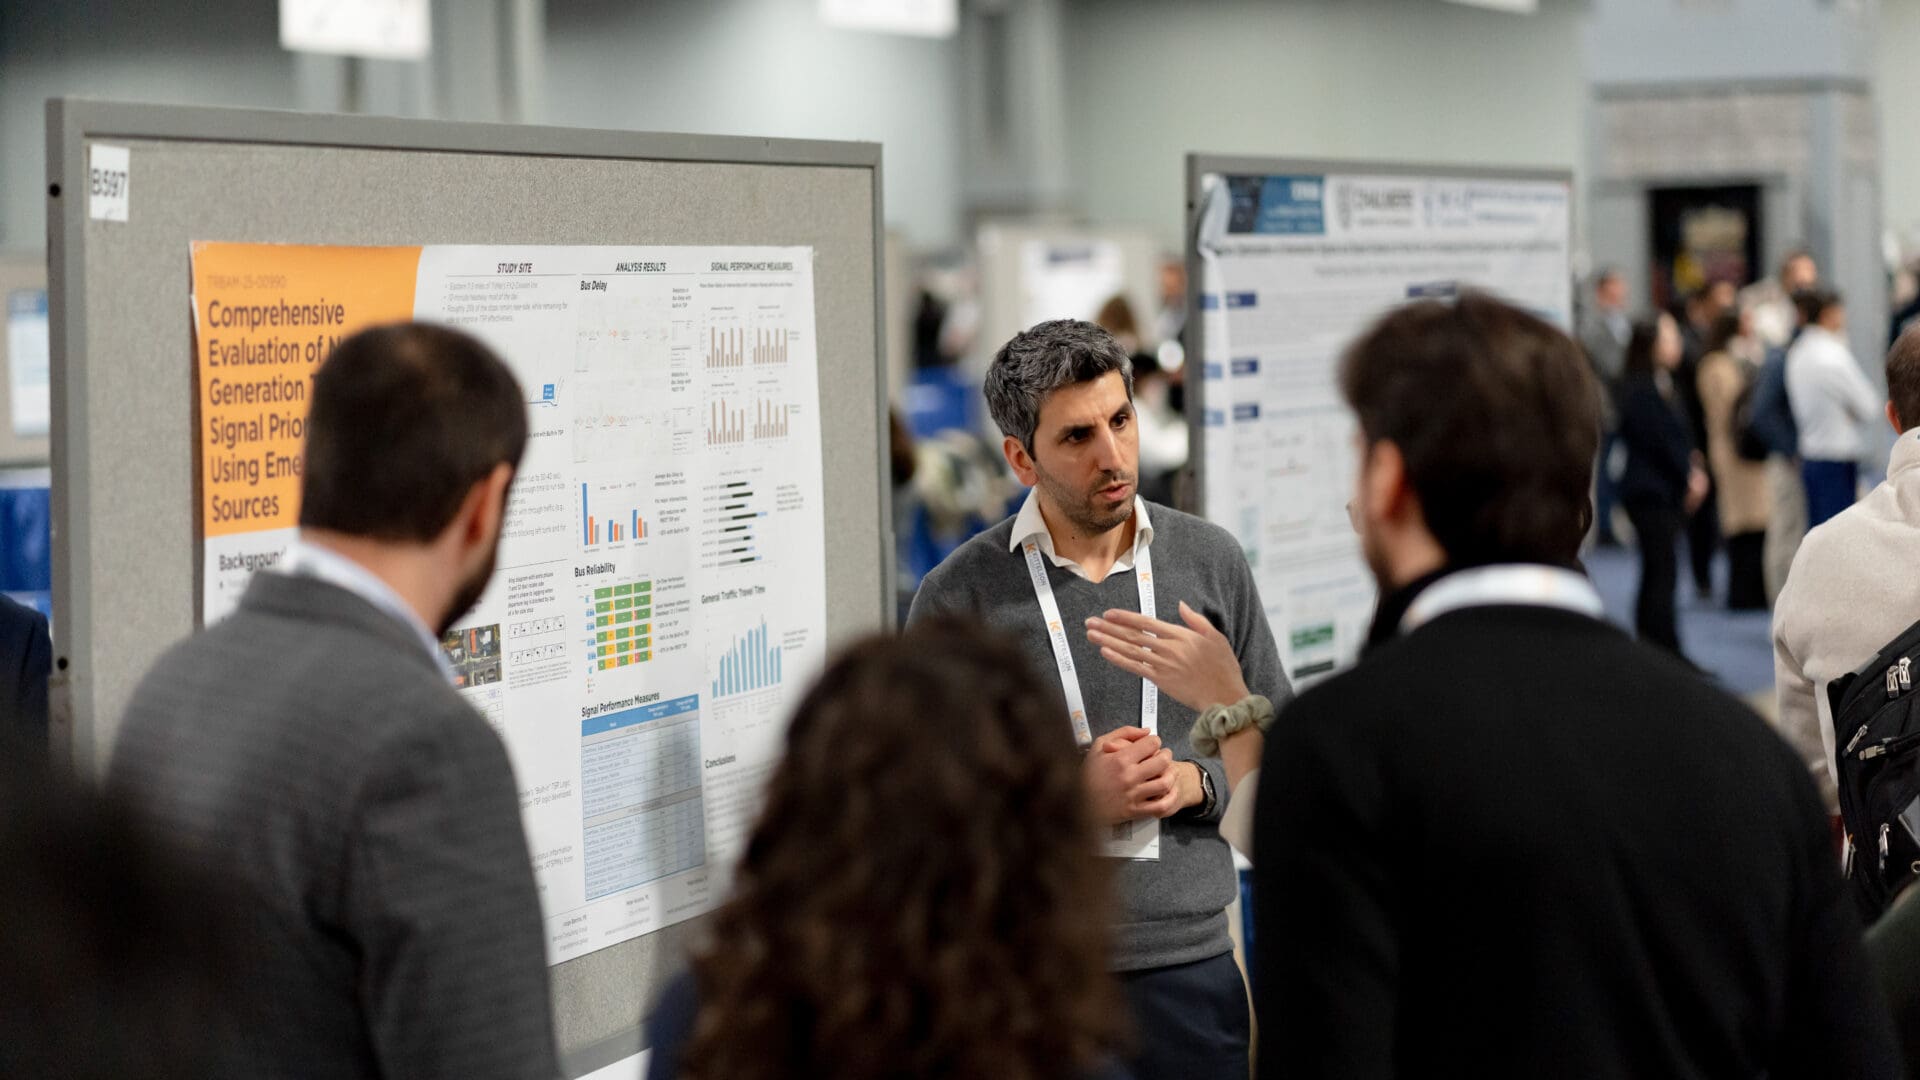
left=1007, top=489, right=1154, bottom=581
left=1399, top=563, right=1605, bottom=635
left=282, top=538, right=453, bottom=680
left=1787, top=325, right=1881, bottom=461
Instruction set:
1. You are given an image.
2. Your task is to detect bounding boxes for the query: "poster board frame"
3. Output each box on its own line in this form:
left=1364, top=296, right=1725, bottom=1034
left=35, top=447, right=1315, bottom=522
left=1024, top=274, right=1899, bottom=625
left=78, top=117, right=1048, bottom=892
left=48, top=98, right=892, bottom=1076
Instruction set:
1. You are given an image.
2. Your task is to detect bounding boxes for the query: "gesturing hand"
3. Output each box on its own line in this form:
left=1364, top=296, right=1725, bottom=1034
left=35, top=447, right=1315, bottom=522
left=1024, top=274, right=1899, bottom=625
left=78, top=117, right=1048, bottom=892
left=1083, top=727, right=1179, bottom=825
left=1086, top=602, right=1251, bottom=714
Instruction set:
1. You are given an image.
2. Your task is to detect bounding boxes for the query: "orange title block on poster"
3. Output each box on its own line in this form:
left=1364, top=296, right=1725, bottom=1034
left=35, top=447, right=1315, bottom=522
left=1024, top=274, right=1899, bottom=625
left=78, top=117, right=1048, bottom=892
left=191, top=243, right=423, bottom=539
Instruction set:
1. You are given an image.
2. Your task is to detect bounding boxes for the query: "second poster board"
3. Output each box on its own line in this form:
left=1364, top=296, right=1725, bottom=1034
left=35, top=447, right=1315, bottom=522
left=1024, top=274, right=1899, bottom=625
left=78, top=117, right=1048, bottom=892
left=0, top=256, right=49, bottom=466
left=975, top=222, right=1163, bottom=382
left=1186, top=156, right=1572, bottom=687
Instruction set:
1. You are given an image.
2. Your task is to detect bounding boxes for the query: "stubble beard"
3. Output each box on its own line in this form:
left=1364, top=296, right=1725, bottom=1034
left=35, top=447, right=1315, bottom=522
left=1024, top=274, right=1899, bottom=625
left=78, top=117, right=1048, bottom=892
left=1036, top=464, right=1135, bottom=538
left=1357, top=510, right=1394, bottom=592
left=438, top=543, right=499, bottom=637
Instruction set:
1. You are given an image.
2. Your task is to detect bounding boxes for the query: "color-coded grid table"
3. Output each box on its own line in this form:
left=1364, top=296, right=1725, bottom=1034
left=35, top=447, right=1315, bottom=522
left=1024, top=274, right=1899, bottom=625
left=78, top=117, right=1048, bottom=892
left=587, top=579, right=653, bottom=672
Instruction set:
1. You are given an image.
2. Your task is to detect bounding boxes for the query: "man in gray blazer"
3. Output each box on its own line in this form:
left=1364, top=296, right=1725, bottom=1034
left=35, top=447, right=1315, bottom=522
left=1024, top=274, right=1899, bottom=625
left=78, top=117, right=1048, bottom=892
left=111, top=323, right=557, bottom=1079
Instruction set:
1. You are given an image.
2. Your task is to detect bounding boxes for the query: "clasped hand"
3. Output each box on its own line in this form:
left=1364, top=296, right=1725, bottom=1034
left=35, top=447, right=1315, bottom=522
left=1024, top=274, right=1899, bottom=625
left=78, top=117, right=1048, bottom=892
left=1083, top=727, right=1181, bottom=825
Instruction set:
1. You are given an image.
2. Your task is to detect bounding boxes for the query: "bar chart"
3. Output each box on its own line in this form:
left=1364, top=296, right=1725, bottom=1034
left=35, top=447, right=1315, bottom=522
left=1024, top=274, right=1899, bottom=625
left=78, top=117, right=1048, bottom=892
left=706, top=327, right=789, bottom=369
left=708, top=398, right=794, bottom=446
left=751, top=328, right=788, bottom=365
left=701, top=480, right=765, bottom=569
left=585, top=578, right=653, bottom=673
left=581, top=483, right=649, bottom=547
left=753, top=401, right=791, bottom=440
left=707, top=400, right=747, bottom=446
left=711, top=618, right=782, bottom=699
left=707, top=327, right=744, bottom=369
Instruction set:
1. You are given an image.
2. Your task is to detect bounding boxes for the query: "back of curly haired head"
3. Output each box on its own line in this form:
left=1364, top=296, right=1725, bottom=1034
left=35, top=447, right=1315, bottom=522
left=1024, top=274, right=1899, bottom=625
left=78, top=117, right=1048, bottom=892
left=683, top=618, right=1122, bottom=1080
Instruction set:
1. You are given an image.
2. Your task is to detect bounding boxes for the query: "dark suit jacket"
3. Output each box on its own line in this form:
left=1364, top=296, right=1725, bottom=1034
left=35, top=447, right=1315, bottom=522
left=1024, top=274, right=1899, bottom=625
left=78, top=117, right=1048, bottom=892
left=1616, top=373, right=1696, bottom=507
left=110, top=572, right=558, bottom=1080
left=0, top=593, right=48, bottom=741
left=1254, top=599, right=1900, bottom=1080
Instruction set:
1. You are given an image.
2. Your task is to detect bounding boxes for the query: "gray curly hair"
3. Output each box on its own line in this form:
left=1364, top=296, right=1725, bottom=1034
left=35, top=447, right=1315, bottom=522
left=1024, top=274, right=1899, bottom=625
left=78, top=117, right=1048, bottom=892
left=983, top=320, right=1135, bottom=453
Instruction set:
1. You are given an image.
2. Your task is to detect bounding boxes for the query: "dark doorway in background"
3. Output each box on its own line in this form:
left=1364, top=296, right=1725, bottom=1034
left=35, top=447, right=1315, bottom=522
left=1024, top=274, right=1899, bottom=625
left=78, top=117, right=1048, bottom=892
left=1648, top=184, right=1763, bottom=311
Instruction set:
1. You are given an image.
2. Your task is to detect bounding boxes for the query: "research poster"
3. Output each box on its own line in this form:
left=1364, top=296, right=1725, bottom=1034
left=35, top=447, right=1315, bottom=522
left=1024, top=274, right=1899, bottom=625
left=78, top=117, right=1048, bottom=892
left=190, top=242, right=829, bottom=964
left=1019, top=237, right=1126, bottom=328
left=6, top=287, right=50, bottom=439
left=1193, top=169, right=1570, bottom=687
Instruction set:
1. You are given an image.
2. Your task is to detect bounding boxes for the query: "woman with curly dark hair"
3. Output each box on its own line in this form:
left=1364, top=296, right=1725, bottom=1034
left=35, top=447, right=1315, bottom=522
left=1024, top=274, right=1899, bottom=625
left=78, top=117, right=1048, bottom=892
left=645, top=618, right=1128, bottom=1080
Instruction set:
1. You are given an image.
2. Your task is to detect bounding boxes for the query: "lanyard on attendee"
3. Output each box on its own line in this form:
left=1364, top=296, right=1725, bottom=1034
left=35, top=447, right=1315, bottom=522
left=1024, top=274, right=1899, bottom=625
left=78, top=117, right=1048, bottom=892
left=1399, top=564, right=1604, bottom=636
left=1022, top=537, right=1157, bottom=747
left=1024, top=533, right=1160, bottom=860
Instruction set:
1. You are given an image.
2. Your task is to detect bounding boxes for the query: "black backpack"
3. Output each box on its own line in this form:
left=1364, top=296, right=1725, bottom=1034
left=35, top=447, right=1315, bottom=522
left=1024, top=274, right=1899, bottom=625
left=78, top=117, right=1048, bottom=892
left=1730, top=377, right=1771, bottom=462
left=1827, top=618, right=1920, bottom=920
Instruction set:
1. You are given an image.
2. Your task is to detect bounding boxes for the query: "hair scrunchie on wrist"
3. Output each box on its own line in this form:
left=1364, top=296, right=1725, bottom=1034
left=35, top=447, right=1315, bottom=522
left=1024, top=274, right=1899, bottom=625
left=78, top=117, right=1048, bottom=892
left=1190, top=694, right=1276, bottom=757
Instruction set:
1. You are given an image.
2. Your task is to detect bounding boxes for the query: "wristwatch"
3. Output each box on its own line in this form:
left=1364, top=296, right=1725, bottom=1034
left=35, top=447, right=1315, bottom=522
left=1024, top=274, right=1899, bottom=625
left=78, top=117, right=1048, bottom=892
left=1191, top=762, right=1217, bottom=818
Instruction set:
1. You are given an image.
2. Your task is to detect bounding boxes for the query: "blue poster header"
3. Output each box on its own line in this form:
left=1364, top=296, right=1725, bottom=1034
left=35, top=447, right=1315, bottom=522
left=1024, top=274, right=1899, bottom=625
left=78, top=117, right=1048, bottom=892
left=1227, top=175, right=1327, bottom=235
left=581, top=693, right=701, bottom=737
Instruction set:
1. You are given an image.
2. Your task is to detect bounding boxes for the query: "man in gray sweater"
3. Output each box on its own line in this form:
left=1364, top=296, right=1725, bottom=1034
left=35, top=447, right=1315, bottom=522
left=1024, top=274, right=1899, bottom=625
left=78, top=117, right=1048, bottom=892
left=908, top=319, right=1290, bottom=1080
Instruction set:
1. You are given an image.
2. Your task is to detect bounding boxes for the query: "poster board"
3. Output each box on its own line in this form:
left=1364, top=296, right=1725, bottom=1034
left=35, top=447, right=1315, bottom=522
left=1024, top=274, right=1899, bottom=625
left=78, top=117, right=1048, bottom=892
left=975, top=221, right=1161, bottom=381
left=0, top=256, right=51, bottom=466
left=1185, top=155, right=1572, bottom=688
left=48, top=99, right=890, bottom=1076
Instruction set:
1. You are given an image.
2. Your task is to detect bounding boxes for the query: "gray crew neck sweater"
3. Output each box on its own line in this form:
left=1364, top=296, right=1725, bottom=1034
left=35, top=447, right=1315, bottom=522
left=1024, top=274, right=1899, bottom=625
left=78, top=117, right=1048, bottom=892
left=907, top=501, right=1291, bottom=972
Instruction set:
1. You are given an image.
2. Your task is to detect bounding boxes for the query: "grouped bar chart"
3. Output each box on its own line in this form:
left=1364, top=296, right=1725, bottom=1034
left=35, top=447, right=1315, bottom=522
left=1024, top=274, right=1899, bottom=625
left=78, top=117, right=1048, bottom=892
left=706, top=327, right=789, bottom=369
left=707, top=398, right=793, bottom=446
left=586, top=578, right=654, bottom=673
left=707, top=327, right=745, bottom=369
left=581, top=483, right=649, bottom=547
left=707, top=401, right=747, bottom=446
left=712, top=619, right=782, bottom=700
left=753, top=401, right=791, bottom=439
left=751, top=329, right=788, bottom=365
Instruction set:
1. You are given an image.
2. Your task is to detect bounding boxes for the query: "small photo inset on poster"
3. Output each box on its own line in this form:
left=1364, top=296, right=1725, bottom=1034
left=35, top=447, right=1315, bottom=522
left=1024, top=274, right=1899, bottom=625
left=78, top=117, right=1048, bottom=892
left=441, top=623, right=503, bottom=690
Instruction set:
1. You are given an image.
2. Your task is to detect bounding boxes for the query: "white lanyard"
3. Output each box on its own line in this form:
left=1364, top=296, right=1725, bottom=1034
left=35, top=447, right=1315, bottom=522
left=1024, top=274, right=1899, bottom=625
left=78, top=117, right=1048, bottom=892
left=1024, top=533, right=1160, bottom=860
left=1399, top=564, right=1604, bottom=636
left=1022, top=536, right=1157, bottom=747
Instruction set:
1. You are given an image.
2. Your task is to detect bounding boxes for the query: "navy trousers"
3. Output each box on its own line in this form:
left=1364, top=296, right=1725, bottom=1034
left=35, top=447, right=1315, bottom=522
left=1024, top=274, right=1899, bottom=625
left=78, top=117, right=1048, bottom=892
left=1803, top=458, right=1858, bottom=530
left=1119, top=951, right=1250, bottom=1080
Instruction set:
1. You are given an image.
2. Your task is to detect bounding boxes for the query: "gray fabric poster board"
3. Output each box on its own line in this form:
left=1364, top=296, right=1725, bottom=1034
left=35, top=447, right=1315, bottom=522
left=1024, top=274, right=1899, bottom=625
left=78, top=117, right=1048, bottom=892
left=46, top=99, right=891, bottom=1076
